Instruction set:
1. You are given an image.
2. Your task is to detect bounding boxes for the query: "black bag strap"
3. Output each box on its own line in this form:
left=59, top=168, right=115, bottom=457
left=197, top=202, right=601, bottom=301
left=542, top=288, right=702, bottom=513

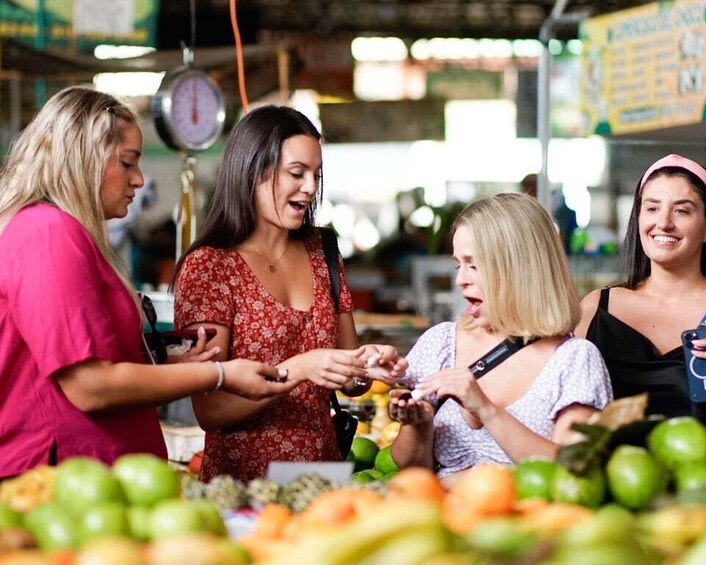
left=320, top=227, right=340, bottom=314
left=331, top=388, right=344, bottom=414
left=320, top=227, right=345, bottom=411
left=468, top=336, right=538, bottom=378
left=434, top=335, right=538, bottom=412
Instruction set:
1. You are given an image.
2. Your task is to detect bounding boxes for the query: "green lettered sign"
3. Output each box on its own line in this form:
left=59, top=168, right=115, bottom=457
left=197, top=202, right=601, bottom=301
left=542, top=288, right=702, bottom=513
left=0, top=0, right=158, bottom=51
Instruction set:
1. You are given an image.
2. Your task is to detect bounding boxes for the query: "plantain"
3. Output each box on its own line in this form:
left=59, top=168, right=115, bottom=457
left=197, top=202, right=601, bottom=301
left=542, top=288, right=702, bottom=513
left=262, top=501, right=451, bottom=565
left=354, top=525, right=454, bottom=565
left=637, top=505, right=706, bottom=552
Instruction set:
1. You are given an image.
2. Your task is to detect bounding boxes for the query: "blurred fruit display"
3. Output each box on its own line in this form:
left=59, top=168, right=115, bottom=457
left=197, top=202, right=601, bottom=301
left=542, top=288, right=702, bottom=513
left=10, top=411, right=706, bottom=564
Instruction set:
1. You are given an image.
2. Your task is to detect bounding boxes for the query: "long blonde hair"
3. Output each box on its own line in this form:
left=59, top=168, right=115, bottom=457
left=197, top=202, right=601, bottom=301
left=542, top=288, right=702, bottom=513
left=0, top=86, right=139, bottom=295
left=452, top=193, right=580, bottom=338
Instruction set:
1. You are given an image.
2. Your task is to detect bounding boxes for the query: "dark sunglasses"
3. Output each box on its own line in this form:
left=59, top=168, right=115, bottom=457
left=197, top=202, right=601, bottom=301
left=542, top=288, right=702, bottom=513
left=141, top=294, right=168, bottom=364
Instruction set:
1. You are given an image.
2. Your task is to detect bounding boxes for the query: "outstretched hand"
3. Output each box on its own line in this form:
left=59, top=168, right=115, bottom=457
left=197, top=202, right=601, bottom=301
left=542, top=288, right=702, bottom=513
left=221, top=360, right=296, bottom=400
left=167, top=327, right=221, bottom=364
left=293, top=348, right=369, bottom=389
left=388, top=388, right=434, bottom=426
left=356, top=344, right=408, bottom=385
left=416, top=367, right=493, bottom=419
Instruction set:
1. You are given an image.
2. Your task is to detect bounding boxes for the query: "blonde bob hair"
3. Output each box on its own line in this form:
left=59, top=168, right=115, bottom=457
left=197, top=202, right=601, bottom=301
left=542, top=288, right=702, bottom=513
left=0, top=86, right=138, bottom=291
left=452, top=193, right=580, bottom=339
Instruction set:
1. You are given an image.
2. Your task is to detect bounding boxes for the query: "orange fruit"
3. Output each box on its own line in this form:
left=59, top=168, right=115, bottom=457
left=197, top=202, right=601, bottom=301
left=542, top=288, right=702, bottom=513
left=386, top=467, right=445, bottom=502
left=252, top=503, right=292, bottom=539
left=441, top=492, right=483, bottom=534
left=370, top=381, right=392, bottom=395
left=299, top=488, right=358, bottom=527
left=451, top=464, right=516, bottom=516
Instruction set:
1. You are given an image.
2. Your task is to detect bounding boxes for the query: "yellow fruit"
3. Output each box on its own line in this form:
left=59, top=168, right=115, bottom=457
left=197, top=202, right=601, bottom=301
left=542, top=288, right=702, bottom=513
left=379, top=422, right=401, bottom=447
left=356, top=422, right=371, bottom=435
left=369, top=381, right=392, bottom=395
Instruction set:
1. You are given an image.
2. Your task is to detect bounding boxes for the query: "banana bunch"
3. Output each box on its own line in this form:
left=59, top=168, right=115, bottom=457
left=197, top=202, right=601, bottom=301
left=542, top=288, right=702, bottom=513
left=638, top=505, right=706, bottom=556
left=0, top=465, right=55, bottom=512
left=262, top=500, right=465, bottom=565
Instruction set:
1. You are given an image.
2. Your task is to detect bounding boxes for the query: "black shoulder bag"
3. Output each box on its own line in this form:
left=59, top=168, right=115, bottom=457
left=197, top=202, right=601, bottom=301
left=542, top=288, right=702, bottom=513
left=321, top=227, right=359, bottom=458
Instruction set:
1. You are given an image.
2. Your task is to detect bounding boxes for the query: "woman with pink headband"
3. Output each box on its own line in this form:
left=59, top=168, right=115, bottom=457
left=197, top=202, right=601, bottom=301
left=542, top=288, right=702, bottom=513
left=576, top=154, right=706, bottom=422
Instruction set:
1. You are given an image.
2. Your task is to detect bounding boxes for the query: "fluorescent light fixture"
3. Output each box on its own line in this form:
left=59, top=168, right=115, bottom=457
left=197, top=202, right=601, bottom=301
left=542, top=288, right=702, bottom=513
left=351, top=37, right=408, bottom=62
left=566, top=40, right=584, bottom=56
left=512, top=39, right=543, bottom=58
left=94, top=44, right=155, bottom=60
left=93, top=72, right=165, bottom=97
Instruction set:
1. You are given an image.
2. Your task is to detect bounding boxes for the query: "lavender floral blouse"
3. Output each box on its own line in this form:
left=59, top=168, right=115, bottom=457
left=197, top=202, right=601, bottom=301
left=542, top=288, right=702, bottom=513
left=400, top=322, right=612, bottom=477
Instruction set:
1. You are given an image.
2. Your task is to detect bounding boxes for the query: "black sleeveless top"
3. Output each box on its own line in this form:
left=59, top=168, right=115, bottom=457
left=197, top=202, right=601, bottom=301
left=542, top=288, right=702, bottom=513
left=586, top=287, right=706, bottom=423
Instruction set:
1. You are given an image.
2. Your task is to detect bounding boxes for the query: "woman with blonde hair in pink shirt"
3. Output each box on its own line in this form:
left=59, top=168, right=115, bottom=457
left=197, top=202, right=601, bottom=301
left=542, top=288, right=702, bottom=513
left=0, top=86, right=296, bottom=478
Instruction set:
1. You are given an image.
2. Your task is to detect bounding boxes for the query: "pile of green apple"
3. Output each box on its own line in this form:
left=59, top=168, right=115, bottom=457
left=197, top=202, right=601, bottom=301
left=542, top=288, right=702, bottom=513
left=0, top=454, right=228, bottom=552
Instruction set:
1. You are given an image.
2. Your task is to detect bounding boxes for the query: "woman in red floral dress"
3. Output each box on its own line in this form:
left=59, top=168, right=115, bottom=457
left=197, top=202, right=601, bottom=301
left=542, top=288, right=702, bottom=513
left=173, top=105, right=407, bottom=482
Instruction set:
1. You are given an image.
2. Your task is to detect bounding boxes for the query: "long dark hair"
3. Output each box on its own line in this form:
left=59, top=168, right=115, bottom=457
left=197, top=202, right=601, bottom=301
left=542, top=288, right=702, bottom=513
left=623, top=166, right=706, bottom=288
left=173, top=105, right=322, bottom=282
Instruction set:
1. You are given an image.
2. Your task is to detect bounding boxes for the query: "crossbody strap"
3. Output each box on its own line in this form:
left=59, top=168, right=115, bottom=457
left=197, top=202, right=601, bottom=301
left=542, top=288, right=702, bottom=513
left=320, top=227, right=344, bottom=410
left=434, top=335, right=538, bottom=411
left=469, top=336, right=538, bottom=378
left=320, top=227, right=340, bottom=314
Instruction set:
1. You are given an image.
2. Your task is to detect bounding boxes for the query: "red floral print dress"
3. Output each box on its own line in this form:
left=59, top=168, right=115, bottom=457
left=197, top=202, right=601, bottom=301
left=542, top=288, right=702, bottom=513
left=174, top=231, right=353, bottom=482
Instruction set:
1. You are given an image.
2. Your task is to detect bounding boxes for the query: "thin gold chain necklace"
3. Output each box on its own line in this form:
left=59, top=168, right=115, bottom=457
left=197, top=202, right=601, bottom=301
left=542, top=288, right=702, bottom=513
left=243, top=239, right=290, bottom=273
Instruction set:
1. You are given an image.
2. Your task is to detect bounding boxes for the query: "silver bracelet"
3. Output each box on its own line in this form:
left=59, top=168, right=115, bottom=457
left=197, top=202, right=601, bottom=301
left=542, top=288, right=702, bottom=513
left=213, top=361, right=225, bottom=391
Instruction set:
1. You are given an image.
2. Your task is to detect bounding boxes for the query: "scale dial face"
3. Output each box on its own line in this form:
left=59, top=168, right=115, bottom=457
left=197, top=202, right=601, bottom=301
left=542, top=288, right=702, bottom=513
left=152, top=68, right=226, bottom=152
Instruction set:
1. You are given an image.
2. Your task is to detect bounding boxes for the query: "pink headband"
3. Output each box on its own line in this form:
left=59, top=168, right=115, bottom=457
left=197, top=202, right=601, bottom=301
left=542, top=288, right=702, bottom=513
left=639, top=154, right=706, bottom=190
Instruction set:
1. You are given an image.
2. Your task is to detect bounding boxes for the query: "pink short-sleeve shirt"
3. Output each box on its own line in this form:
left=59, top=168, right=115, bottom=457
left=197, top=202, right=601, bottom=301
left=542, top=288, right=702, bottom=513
left=0, top=204, right=166, bottom=477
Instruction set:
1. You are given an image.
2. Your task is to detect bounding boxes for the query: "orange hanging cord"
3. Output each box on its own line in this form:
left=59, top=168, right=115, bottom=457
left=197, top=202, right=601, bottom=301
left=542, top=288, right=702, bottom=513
left=229, top=0, right=250, bottom=111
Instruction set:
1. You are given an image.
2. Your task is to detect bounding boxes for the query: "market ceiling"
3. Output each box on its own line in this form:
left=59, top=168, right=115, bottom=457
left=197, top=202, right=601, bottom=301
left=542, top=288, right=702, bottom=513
left=159, top=0, right=655, bottom=47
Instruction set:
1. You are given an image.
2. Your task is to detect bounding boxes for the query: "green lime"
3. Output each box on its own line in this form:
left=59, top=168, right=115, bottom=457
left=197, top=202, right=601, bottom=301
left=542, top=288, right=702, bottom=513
left=467, top=517, right=537, bottom=556
left=675, top=461, right=706, bottom=493
left=606, top=445, right=668, bottom=510
left=374, top=445, right=399, bottom=474
left=561, top=504, right=635, bottom=547
left=350, top=469, right=383, bottom=484
left=0, top=503, right=22, bottom=529
left=647, top=416, right=706, bottom=470
left=551, top=466, right=605, bottom=508
left=349, top=437, right=380, bottom=470
left=513, top=457, right=559, bottom=501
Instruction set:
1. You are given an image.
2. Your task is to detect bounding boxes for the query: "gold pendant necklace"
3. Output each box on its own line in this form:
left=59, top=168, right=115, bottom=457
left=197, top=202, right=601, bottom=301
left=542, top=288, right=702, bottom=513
left=244, top=239, right=290, bottom=273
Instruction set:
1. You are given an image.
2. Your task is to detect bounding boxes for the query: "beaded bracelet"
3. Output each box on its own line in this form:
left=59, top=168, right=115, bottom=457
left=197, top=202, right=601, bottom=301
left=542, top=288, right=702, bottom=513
left=213, top=361, right=225, bottom=391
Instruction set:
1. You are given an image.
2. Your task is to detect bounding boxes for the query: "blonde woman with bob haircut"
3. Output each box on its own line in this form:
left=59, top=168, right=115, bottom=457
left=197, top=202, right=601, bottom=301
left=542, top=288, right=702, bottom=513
left=0, top=86, right=295, bottom=479
left=389, top=193, right=612, bottom=486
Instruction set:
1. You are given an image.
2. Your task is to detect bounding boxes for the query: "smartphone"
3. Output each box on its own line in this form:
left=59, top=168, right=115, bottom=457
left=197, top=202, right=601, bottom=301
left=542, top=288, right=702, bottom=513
left=681, top=327, right=706, bottom=403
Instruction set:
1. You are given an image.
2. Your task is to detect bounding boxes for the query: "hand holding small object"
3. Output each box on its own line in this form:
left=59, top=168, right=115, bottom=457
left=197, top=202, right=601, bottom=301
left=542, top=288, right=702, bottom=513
left=388, top=389, right=433, bottom=426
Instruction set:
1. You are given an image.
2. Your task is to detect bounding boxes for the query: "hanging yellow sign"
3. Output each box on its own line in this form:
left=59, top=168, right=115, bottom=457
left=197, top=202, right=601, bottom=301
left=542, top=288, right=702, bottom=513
left=580, top=0, right=706, bottom=135
left=0, top=0, right=158, bottom=50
